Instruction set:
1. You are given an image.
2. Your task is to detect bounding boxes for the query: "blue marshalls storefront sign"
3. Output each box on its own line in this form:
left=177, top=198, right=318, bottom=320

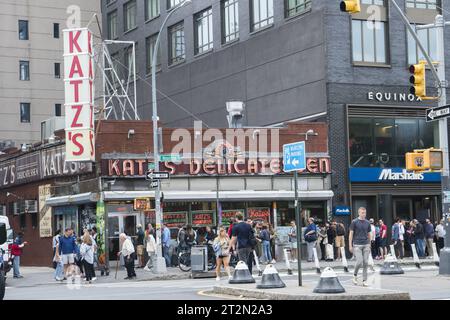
left=349, top=168, right=441, bottom=183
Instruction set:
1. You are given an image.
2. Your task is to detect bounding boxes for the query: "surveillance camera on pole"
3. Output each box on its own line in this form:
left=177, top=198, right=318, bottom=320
left=226, top=101, right=245, bottom=129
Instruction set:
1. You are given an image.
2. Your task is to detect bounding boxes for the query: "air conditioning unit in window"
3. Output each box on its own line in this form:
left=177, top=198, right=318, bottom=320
left=25, top=200, right=38, bottom=213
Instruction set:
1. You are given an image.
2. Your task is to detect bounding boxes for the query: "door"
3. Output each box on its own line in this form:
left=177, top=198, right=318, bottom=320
left=108, top=213, right=140, bottom=261
left=393, top=198, right=413, bottom=222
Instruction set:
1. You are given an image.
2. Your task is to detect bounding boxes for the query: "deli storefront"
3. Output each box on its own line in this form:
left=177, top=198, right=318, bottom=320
left=101, top=154, right=334, bottom=261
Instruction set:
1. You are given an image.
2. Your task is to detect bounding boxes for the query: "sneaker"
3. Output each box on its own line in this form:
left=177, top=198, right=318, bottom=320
left=228, top=275, right=233, bottom=280
left=91, top=277, right=97, bottom=282
left=362, top=281, right=369, bottom=287
left=352, top=275, right=358, bottom=285
left=216, top=276, right=221, bottom=281
left=271, top=259, right=277, bottom=264
left=144, top=266, right=150, bottom=272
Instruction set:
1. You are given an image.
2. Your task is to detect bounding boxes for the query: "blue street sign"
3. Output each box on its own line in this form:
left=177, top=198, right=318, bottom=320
left=283, top=141, right=306, bottom=172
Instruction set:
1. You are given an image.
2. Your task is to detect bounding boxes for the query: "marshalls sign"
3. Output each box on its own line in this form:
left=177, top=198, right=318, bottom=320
left=63, top=28, right=95, bottom=162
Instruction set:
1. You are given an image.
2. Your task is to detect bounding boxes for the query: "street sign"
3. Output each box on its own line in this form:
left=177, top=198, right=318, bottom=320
left=283, top=141, right=306, bottom=172
left=150, top=181, right=159, bottom=188
left=160, top=154, right=181, bottom=162
left=147, top=162, right=155, bottom=170
left=146, top=171, right=170, bottom=180
left=426, top=105, right=450, bottom=122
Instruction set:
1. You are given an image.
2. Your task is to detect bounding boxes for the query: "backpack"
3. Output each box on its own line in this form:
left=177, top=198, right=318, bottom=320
left=337, top=224, right=345, bottom=236
left=248, top=229, right=257, bottom=248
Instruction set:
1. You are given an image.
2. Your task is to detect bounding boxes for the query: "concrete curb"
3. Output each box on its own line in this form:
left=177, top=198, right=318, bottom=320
left=211, top=285, right=411, bottom=300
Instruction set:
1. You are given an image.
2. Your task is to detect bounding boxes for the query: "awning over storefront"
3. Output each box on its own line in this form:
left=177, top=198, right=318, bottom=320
left=103, top=190, right=334, bottom=201
left=46, top=192, right=98, bottom=206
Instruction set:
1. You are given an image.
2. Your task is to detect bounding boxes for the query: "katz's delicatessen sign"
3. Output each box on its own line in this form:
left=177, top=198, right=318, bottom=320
left=63, top=28, right=95, bottom=162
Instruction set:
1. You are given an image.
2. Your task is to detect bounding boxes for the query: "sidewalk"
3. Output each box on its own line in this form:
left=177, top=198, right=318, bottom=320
left=7, top=257, right=437, bottom=288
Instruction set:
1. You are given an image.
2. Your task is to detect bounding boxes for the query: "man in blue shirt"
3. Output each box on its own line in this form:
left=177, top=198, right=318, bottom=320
left=55, top=228, right=77, bottom=277
left=230, top=212, right=255, bottom=274
left=161, top=224, right=171, bottom=267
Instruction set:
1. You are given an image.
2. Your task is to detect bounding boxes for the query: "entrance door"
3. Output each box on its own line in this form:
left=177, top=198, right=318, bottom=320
left=393, top=198, right=413, bottom=222
left=108, top=213, right=140, bottom=261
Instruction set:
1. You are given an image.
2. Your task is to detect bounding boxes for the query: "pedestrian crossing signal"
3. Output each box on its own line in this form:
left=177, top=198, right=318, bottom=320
left=406, top=152, right=425, bottom=171
left=406, top=148, right=443, bottom=172
left=409, top=61, right=426, bottom=97
left=423, top=148, right=443, bottom=171
left=340, top=0, right=361, bottom=14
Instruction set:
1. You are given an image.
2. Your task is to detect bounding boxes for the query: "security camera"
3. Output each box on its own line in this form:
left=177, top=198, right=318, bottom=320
left=226, top=101, right=245, bottom=118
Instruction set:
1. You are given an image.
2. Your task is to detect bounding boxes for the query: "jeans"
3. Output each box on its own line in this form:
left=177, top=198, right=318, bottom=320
left=354, top=244, right=371, bottom=281
left=416, top=239, right=425, bottom=257
left=237, top=247, right=253, bottom=274
left=13, top=255, right=21, bottom=277
left=54, top=260, right=64, bottom=280
left=262, top=240, right=272, bottom=262
left=306, top=241, right=316, bottom=261
left=162, top=246, right=171, bottom=267
left=145, top=252, right=156, bottom=269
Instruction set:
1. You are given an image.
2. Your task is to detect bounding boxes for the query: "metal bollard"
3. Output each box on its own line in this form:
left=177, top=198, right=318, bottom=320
left=432, top=242, right=440, bottom=267
left=283, top=248, right=293, bottom=275
left=313, top=247, right=321, bottom=274
left=410, top=243, right=421, bottom=269
left=341, top=247, right=349, bottom=273
left=253, top=250, right=263, bottom=276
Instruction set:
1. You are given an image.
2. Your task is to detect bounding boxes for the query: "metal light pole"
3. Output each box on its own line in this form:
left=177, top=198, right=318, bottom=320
left=151, top=0, right=191, bottom=274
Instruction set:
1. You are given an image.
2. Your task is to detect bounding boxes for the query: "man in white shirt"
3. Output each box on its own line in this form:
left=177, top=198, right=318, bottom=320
left=118, top=233, right=136, bottom=279
left=436, top=219, right=446, bottom=255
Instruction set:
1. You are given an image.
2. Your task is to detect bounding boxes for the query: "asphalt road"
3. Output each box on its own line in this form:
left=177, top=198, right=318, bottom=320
left=4, top=267, right=450, bottom=300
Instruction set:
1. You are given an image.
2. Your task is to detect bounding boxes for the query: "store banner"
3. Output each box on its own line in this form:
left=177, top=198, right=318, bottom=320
left=248, top=208, right=270, bottom=222
left=349, top=167, right=441, bottom=183
left=63, top=28, right=95, bottom=162
left=38, top=184, right=52, bottom=238
left=221, top=210, right=245, bottom=227
left=191, top=211, right=216, bottom=227
left=163, top=212, right=188, bottom=228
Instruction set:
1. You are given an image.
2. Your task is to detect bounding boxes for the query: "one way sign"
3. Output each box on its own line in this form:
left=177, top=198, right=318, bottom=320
left=426, top=105, right=450, bottom=122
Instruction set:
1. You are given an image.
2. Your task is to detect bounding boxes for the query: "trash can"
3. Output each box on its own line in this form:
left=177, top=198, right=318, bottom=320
left=191, top=245, right=208, bottom=273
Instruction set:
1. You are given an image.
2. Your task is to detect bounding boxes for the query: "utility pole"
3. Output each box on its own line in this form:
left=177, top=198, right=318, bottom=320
left=388, top=0, right=450, bottom=275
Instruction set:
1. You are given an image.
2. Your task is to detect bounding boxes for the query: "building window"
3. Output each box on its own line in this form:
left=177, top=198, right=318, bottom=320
left=349, top=117, right=438, bottom=168
left=406, top=0, right=438, bottom=9
left=352, top=20, right=387, bottom=64
left=106, top=0, right=116, bottom=5
left=20, top=61, right=30, bottom=81
left=250, top=0, right=274, bottom=32
left=53, top=23, right=60, bottom=38
left=145, top=0, right=160, bottom=21
left=361, top=0, right=385, bottom=4
left=54, top=63, right=61, bottom=78
left=407, top=24, right=437, bottom=65
left=146, top=34, right=161, bottom=74
left=19, top=20, right=29, bottom=40
left=221, top=0, right=239, bottom=44
left=169, top=22, right=185, bottom=65
left=20, top=103, right=31, bottom=123
left=124, top=45, right=135, bottom=79
left=55, top=104, right=62, bottom=117
left=285, top=0, right=311, bottom=18
left=168, top=0, right=182, bottom=9
left=194, top=8, right=213, bottom=55
left=124, top=0, right=137, bottom=32
left=108, top=10, right=118, bottom=39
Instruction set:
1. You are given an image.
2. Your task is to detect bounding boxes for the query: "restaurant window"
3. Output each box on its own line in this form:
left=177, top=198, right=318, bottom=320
left=285, top=0, right=311, bottom=18
left=146, top=34, right=161, bottom=74
left=107, top=10, right=118, bottom=39
left=194, top=7, right=213, bottom=55
left=407, top=24, right=437, bottom=65
left=145, top=0, right=160, bottom=21
left=349, top=116, right=439, bottom=168
left=250, top=0, right=274, bottom=32
left=222, top=0, right=239, bottom=44
left=168, top=21, right=185, bottom=65
left=19, top=20, right=29, bottom=40
left=124, top=0, right=137, bottom=32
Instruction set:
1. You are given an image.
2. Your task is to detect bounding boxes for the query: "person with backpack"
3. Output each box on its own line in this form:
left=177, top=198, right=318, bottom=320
left=80, top=231, right=95, bottom=283
left=213, top=226, right=232, bottom=281
left=335, top=221, right=346, bottom=261
left=304, top=218, right=318, bottom=262
left=260, top=224, right=272, bottom=264
left=230, top=212, right=255, bottom=274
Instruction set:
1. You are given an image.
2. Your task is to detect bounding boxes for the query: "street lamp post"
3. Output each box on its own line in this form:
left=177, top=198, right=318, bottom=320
left=151, top=0, right=191, bottom=274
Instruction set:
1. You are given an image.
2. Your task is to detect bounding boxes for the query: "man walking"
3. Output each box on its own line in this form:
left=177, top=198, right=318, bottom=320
left=335, top=221, right=346, bottom=261
left=349, top=207, right=372, bottom=287
left=118, top=233, right=136, bottom=279
left=230, top=212, right=255, bottom=274
left=424, top=219, right=435, bottom=258
left=161, top=224, right=171, bottom=267
left=436, top=219, right=446, bottom=255
left=55, top=228, right=77, bottom=278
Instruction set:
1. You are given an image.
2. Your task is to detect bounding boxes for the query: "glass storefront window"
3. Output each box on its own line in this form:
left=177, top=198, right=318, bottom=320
left=349, top=117, right=438, bottom=168
left=276, top=201, right=326, bottom=226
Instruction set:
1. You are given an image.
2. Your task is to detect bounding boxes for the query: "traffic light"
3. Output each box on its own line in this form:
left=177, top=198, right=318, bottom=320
left=409, top=61, right=426, bottom=97
left=423, top=148, right=443, bottom=170
left=340, top=0, right=361, bottom=14
left=406, top=152, right=425, bottom=171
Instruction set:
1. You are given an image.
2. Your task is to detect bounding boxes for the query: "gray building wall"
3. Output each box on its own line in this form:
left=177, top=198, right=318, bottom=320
left=101, top=0, right=327, bottom=127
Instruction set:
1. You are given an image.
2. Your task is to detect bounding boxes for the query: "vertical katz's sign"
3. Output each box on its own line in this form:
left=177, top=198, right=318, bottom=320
left=63, top=28, right=95, bottom=162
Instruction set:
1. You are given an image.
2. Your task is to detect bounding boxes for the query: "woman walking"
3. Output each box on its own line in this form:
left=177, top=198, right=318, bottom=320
left=80, top=232, right=95, bottom=283
left=213, top=226, right=232, bottom=281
